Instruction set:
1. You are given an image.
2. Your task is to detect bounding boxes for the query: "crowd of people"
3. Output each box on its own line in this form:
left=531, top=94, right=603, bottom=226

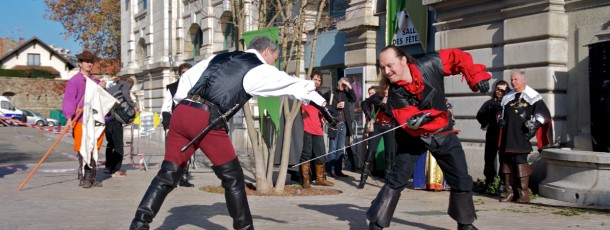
left=62, top=36, right=553, bottom=230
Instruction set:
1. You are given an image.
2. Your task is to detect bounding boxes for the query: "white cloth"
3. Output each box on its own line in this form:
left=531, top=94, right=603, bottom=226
left=501, top=85, right=542, bottom=107
left=80, top=77, right=118, bottom=169
left=161, top=88, right=173, bottom=113
left=174, top=49, right=326, bottom=106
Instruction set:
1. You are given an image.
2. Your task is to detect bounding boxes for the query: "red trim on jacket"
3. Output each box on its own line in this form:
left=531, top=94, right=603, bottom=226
left=391, top=48, right=491, bottom=136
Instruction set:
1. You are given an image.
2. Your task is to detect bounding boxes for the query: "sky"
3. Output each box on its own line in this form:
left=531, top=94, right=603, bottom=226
left=0, top=0, right=82, bottom=55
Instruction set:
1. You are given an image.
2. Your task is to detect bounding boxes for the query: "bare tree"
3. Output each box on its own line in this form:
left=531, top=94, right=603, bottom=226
left=190, top=0, right=333, bottom=194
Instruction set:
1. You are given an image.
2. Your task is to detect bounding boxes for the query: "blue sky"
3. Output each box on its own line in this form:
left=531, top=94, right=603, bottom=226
left=0, top=0, right=81, bottom=55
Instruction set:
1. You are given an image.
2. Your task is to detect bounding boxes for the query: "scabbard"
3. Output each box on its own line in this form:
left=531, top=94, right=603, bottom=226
left=180, top=103, right=241, bottom=152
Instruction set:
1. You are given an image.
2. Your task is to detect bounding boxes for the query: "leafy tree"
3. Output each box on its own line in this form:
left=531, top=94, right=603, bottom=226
left=43, top=0, right=121, bottom=74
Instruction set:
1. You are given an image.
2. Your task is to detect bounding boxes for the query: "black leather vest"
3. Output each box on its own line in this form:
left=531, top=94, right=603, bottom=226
left=388, top=53, right=451, bottom=128
left=187, top=51, right=263, bottom=115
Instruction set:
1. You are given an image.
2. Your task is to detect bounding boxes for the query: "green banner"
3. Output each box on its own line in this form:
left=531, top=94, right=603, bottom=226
left=243, top=28, right=282, bottom=134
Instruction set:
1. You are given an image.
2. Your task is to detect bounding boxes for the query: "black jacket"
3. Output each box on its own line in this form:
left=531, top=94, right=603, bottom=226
left=361, top=94, right=391, bottom=121
left=323, top=87, right=357, bottom=136
left=476, top=98, right=503, bottom=140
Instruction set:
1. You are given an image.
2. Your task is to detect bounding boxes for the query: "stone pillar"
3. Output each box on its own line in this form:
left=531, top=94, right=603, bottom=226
left=337, top=0, right=379, bottom=87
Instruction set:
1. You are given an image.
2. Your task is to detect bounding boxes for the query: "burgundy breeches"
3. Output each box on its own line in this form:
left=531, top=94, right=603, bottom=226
left=164, top=103, right=236, bottom=167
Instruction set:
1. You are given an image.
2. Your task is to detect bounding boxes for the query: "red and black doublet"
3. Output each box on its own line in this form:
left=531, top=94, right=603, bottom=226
left=368, top=49, right=491, bottom=228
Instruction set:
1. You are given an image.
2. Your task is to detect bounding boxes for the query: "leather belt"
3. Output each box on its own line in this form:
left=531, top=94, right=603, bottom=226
left=180, top=99, right=210, bottom=111
left=375, top=122, right=393, bottom=127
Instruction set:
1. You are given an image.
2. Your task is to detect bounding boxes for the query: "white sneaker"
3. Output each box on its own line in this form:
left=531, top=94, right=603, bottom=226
left=112, top=171, right=126, bottom=177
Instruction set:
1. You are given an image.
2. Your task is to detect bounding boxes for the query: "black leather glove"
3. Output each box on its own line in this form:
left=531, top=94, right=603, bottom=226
left=476, top=80, right=490, bottom=93
left=525, top=120, right=542, bottom=140
left=311, top=102, right=337, bottom=127
left=162, top=112, right=171, bottom=130
left=406, top=112, right=432, bottom=130
left=497, top=118, right=506, bottom=127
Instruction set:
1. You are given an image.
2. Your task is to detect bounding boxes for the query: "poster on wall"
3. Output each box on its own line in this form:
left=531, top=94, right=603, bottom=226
left=391, top=11, right=421, bottom=47
left=344, top=67, right=365, bottom=131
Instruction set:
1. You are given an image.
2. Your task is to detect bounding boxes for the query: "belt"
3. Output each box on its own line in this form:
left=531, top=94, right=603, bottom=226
left=180, top=99, right=210, bottom=111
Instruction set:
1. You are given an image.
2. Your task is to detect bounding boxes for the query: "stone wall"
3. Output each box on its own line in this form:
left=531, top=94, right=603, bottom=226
left=0, top=76, right=67, bottom=117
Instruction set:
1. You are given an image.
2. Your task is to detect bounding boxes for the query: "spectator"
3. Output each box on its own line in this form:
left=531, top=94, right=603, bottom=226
left=357, top=77, right=395, bottom=189
left=498, top=70, right=552, bottom=204
left=104, top=77, right=138, bottom=177
left=476, top=80, right=510, bottom=194
left=61, top=50, right=106, bottom=188
left=367, top=86, right=377, bottom=98
left=299, top=71, right=334, bottom=189
left=161, top=62, right=194, bottom=187
left=323, top=77, right=357, bottom=178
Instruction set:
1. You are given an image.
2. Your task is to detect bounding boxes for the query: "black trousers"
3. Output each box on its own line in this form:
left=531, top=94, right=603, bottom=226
left=366, top=124, right=396, bottom=170
left=104, top=119, right=124, bottom=174
left=300, top=132, right=325, bottom=164
left=483, top=133, right=500, bottom=183
left=386, top=129, right=473, bottom=192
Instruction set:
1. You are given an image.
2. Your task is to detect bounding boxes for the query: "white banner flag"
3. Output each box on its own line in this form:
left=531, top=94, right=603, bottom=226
left=79, top=77, right=118, bottom=168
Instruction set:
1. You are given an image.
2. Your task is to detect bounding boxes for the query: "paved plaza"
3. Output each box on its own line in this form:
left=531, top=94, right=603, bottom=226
left=0, top=126, right=609, bottom=230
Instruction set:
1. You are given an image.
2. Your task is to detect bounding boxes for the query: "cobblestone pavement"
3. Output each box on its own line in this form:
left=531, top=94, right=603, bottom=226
left=1, top=126, right=609, bottom=230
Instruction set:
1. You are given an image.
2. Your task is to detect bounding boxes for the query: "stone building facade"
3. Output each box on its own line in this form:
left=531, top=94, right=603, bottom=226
left=118, top=0, right=610, bottom=182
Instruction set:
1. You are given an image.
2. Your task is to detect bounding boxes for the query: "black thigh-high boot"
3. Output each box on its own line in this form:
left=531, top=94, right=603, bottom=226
left=358, top=149, right=375, bottom=189
left=212, top=158, right=254, bottom=230
left=448, top=191, right=478, bottom=230
left=130, top=161, right=184, bottom=230
left=179, top=161, right=194, bottom=187
left=366, top=185, right=401, bottom=229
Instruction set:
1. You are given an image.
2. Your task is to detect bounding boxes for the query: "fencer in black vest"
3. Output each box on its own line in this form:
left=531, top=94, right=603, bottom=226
left=161, top=63, right=193, bottom=187
left=366, top=45, right=491, bottom=230
left=130, top=36, right=337, bottom=230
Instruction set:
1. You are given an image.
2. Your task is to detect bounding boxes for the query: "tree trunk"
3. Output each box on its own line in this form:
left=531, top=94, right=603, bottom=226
left=273, top=99, right=301, bottom=193
left=242, top=101, right=272, bottom=193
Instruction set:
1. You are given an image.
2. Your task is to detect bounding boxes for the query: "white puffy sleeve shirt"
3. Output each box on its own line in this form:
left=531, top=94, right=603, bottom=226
left=174, top=49, right=326, bottom=106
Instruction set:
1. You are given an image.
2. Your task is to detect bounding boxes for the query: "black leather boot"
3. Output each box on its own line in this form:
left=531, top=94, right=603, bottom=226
left=179, top=167, right=194, bottom=187
left=367, top=185, right=401, bottom=229
left=82, top=164, right=102, bottom=188
left=448, top=191, right=477, bottom=229
left=130, top=161, right=183, bottom=230
left=212, top=158, right=254, bottom=230
left=358, top=150, right=375, bottom=189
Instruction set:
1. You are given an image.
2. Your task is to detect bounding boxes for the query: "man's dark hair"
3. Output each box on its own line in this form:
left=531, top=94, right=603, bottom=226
left=178, top=63, right=192, bottom=71
left=249, top=36, right=278, bottom=53
left=380, top=45, right=416, bottom=64
left=310, top=71, right=323, bottom=84
left=178, top=63, right=192, bottom=75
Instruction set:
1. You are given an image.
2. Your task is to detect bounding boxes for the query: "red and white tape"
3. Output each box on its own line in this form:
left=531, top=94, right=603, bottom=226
left=0, top=116, right=69, bottom=135
left=1, top=165, right=27, bottom=172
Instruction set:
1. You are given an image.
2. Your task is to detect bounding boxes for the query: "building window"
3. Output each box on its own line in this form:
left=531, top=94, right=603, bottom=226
left=193, top=29, right=202, bottom=57
left=223, top=17, right=235, bottom=50
left=137, top=0, right=147, bottom=12
left=329, top=0, right=348, bottom=19
left=28, top=53, right=41, bottom=66
left=137, top=39, right=147, bottom=67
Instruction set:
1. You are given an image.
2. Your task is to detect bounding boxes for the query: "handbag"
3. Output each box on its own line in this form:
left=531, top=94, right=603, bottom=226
left=110, top=83, right=136, bottom=124
left=366, top=109, right=379, bottom=133
left=113, top=101, right=136, bottom=124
